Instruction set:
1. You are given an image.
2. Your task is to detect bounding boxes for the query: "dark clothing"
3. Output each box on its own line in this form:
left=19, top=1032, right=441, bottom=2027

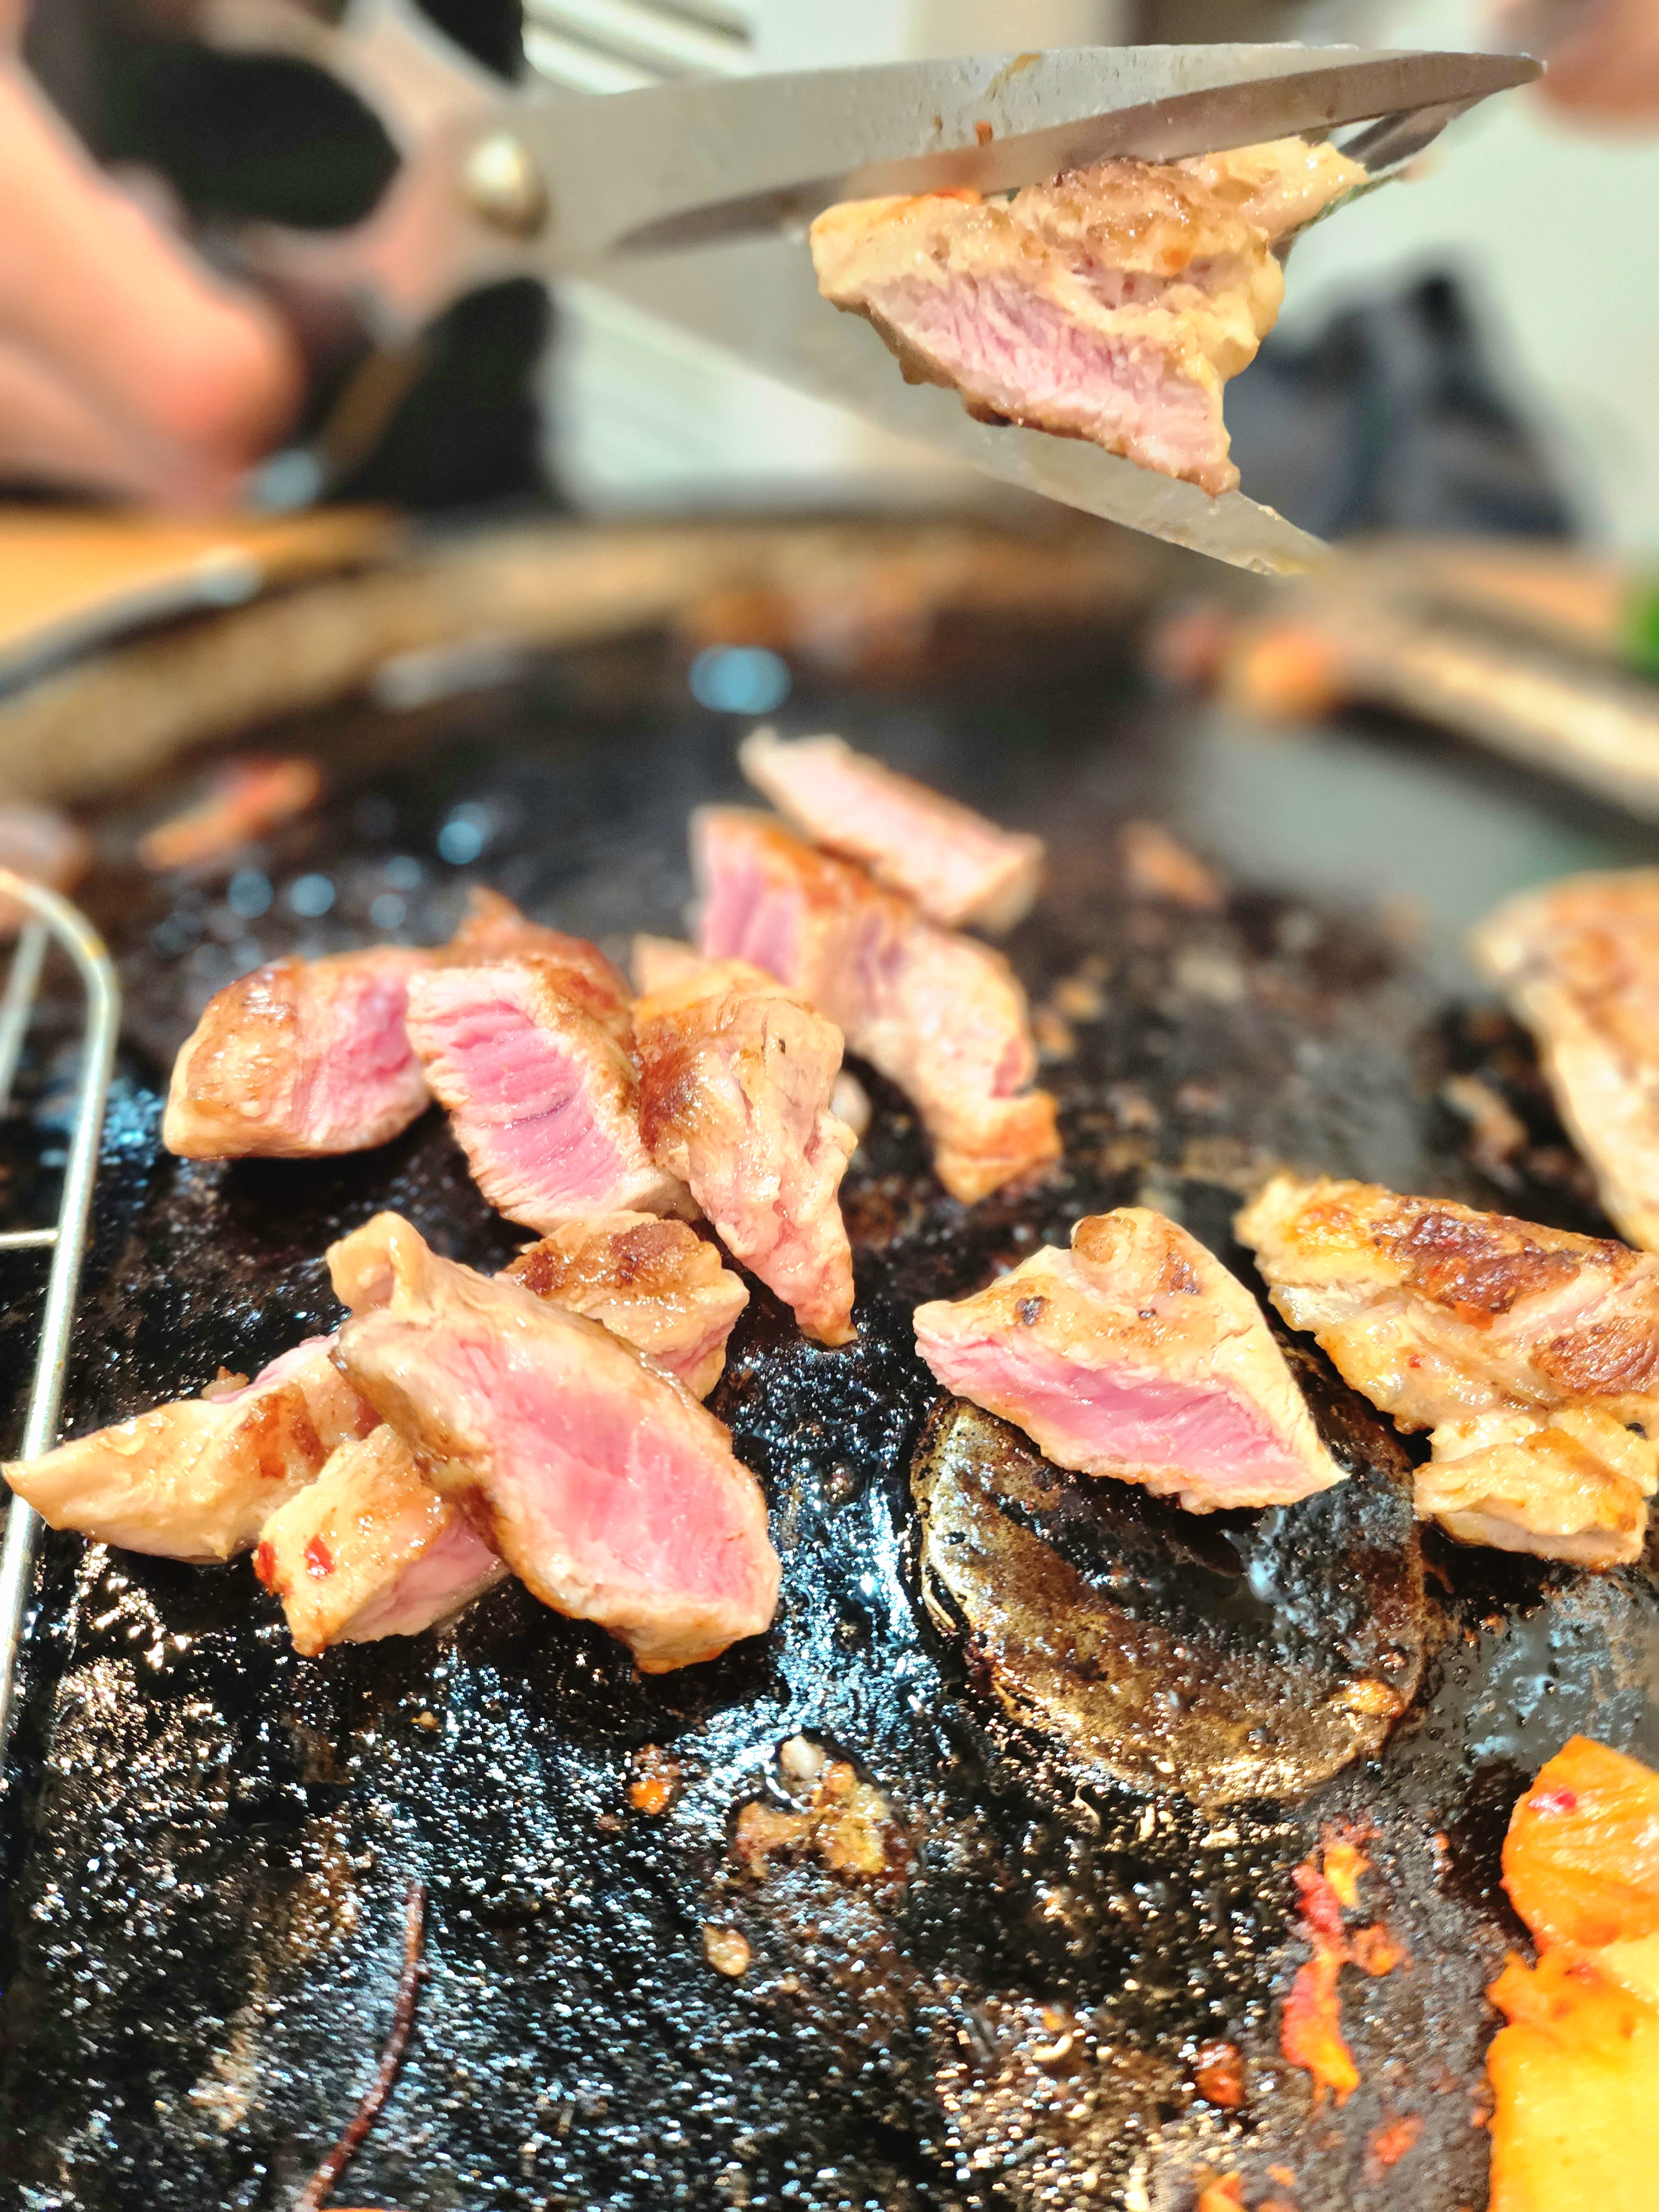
left=1219, top=273, right=1578, bottom=542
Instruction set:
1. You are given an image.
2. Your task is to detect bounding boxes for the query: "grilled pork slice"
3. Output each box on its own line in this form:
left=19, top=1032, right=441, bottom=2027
left=1416, top=1408, right=1653, bottom=1569
left=164, top=947, right=432, bottom=1159
left=405, top=958, right=690, bottom=1232
left=329, top=1213, right=780, bottom=1671
left=1237, top=1175, right=1659, bottom=1564
left=913, top=1208, right=1343, bottom=1513
left=809, top=138, right=1365, bottom=498
left=2, top=1338, right=377, bottom=1561
left=444, top=886, right=633, bottom=1041
left=254, top=1425, right=507, bottom=1656
left=1474, top=870, right=1659, bottom=1253
left=502, top=1212, right=748, bottom=1397
left=633, top=954, right=858, bottom=1346
left=737, top=727, right=1044, bottom=933
left=694, top=808, right=1057, bottom=1203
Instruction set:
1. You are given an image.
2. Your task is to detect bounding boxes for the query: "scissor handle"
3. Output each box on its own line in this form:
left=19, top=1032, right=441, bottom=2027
left=201, top=0, right=507, bottom=150
left=200, top=0, right=549, bottom=351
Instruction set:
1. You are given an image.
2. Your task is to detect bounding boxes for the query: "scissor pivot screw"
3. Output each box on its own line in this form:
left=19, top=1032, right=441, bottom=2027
left=462, top=130, right=549, bottom=237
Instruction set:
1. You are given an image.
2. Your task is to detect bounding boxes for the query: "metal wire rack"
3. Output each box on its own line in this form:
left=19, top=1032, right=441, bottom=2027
left=0, top=870, right=121, bottom=1764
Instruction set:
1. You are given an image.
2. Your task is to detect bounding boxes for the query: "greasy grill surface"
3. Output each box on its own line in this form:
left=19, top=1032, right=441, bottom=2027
left=2, top=658, right=1656, bottom=2211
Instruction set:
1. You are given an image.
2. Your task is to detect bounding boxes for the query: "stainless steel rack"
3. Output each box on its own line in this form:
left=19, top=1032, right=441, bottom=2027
left=0, top=870, right=120, bottom=1762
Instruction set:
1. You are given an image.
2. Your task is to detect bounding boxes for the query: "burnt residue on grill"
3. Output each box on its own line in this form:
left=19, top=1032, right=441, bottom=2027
left=1, top=669, right=1655, bottom=2211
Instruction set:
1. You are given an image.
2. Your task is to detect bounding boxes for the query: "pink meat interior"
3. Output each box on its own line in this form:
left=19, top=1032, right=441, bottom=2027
left=423, top=982, right=634, bottom=1209
left=697, top=832, right=801, bottom=984
left=345, top=1510, right=503, bottom=1643
left=919, top=1327, right=1313, bottom=1501
left=873, top=272, right=1230, bottom=490
left=441, top=1331, right=768, bottom=1613
left=208, top=1335, right=333, bottom=1404
left=296, top=967, right=419, bottom=1128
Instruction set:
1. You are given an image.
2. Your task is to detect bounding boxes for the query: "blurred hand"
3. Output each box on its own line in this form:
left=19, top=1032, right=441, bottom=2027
left=0, top=8, right=301, bottom=507
left=1500, top=0, right=1659, bottom=126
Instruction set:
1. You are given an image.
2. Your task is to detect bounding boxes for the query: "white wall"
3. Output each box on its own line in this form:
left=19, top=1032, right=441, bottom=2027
left=753, top=1, right=1129, bottom=68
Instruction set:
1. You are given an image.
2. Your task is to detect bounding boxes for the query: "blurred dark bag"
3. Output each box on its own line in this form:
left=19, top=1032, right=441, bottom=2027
left=1224, top=270, right=1579, bottom=541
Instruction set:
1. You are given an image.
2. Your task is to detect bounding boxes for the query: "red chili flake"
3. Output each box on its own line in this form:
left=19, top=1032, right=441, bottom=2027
left=1281, top=1952, right=1359, bottom=2107
left=1527, top=1786, right=1579, bottom=1815
left=1365, top=2111, right=1423, bottom=2178
left=1281, top=1842, right=1371, bottom=2107
left=1321, top=1837, right=1369, bottom=1910
left=629, top=1743, right=681, bottom=1816
left=1350, top=1921, right=1408, bottom=1977
left=1292, top=1862, right=1348, bottom=1949
left=1191, top=2038, right=1247, bottom=2107
left=252, top=1541, right=277, bottom=1588
left=304, top=1535, right=335, bottom=1579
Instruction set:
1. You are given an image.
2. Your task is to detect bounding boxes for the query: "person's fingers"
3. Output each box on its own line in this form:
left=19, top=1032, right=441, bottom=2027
left=1503, top=0, right=1659, bottom=124
left=1544, top=0, right=1659, bottom=121
left=0, top=334, right=250, bottom=505
left=0, top=56, right=302, bottom=496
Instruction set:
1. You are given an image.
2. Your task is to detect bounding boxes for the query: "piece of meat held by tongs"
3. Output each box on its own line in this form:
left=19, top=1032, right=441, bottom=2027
left=203, top=3, right=1536, bottom=573
left=809, top=138, right=1367, bottom=502
left=1238, top=1175, right=1659, bottom=1567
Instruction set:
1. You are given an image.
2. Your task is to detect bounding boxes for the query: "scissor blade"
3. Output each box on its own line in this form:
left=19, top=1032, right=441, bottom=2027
left=583, top=238, right=1328, bottom=578
left=536, top=45, right=1540, bottom=265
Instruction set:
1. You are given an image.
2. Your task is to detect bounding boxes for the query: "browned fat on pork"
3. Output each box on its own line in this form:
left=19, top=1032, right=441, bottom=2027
left=164, top=947, right=433, bottom=1159
left=914, top=1208, right=1342, bottom=1512
left=632, top=948, right=858, bottom=1347
left=443, top=885, right=634, bottom=1041
left=405, top=957, right=691, bottom=1233
left=2, top=1337, right=377, bottom=1561
left=693, top=809, right=1057, bottom=1204
left=328, top=1213, right=780, bottom=1671
left=503, top=1212, right=748, bottom=1397
left=808, top=139, right=1365, bottom=499
left=737, top=728, right=1044, bottom=934
left=254, top=1425, right=508, bottom=1657
left=1474, top=870, right=1659, bottom=1254
left=1413, top=1407, right=1653, bottom=1569
left=1237, top=1174, right=1659, bottom=1566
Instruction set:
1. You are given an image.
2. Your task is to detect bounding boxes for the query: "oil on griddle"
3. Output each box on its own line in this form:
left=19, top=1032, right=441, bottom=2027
left=1, top=649, right=1655, bottom=2212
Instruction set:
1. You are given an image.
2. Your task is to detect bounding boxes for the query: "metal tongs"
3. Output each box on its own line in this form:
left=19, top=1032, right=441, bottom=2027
left=206, top=0, right=1540, bottom=574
